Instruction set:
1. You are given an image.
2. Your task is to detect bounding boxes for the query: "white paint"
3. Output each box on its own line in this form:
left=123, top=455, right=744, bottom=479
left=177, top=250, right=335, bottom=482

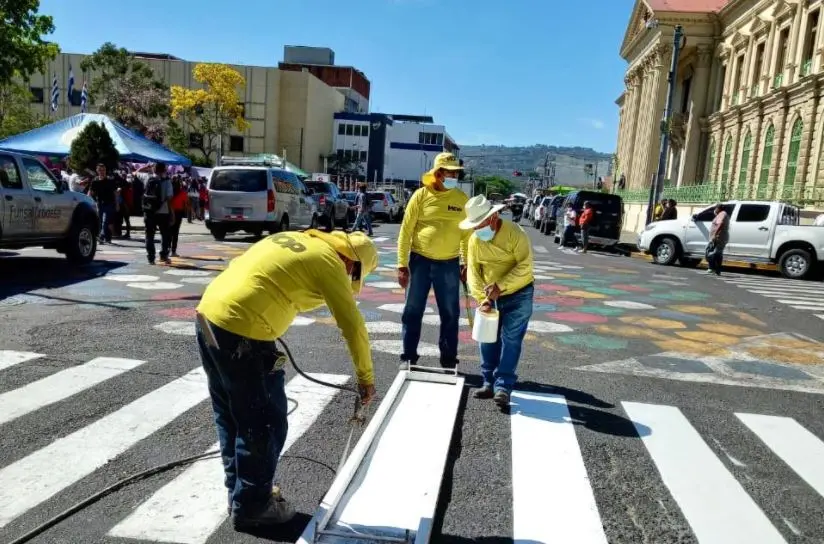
left=510, top=391, right=607, bottom=543
left=0, top=368, right=209, bottom=528
left=527, top=321, right=574, bottom=333
left=164, top=269, right=213, bottom=277
left=366, top=281, right=400, bottom=289
left=154, top=321, right=196, bottom=336
left=0, top=351, right=44, bottom=372
left=378, top=304, right=434, bottom=314
left=104, top=274, right=159, bottom=282
left=371, top=236, right=389, bottom=242
left=366, top=321, right=402, bottom=334
left=737, top=413, right=824, bottom=499
left=557, top=265, right=583, bottom=269
left=621, top=402, right=786, bottom=543
left=97, top=250, right=132, bottom=255
left=603, top=300, right=656, bottom=310
left=745, top=287, right=824, bottom=295
left=109, top=373, right=348, bottom=544
left=371, top=340, right=440, bottom=357
left=533, top=245, right=548, bottom=253
left=291, top=316, right=316, bottom=326
left=775, top=299, right=824, bottom=306
left=534, top=266, right=562, bottom=271
left=421, top=315, right=470, bottom=327
left=127, top=282, right=183, bottom=290
left=0, top=357, right=145, bottom=426
left=533, top=274, right=555, bottom=280
left=374, top=266, right=395, bottom=272
left=648, top=280, right=689, bottom=286
left=181, top=277, right=214, bottom=285
left=817, top=315, right=824, bottom=320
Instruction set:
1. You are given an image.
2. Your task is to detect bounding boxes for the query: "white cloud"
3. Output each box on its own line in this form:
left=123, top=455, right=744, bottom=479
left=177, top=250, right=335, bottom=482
left=579, top=118, right=605, bottom=130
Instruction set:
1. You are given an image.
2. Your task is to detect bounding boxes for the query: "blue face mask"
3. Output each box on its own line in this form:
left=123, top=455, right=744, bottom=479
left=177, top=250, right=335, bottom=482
left=475, top=225, right=495, bottom=241
left=442, top=178, right=458, bottom=189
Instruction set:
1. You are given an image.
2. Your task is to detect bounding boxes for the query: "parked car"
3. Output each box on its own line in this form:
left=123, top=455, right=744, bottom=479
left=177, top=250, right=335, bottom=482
left=369, top=191, right=402, bottom=222
left=206, top=164, right=316, bottom=240
left=0, top=151, right=100, bottom=263
left=638, top=200, right=824, bottom=279
left=552, top=190, right=624, bottom=248
left=305, top=181, right=349, bottom=228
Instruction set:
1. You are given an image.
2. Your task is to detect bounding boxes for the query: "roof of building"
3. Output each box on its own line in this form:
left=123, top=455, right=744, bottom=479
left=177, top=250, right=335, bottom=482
left=645, top=0, right=728, bottom=12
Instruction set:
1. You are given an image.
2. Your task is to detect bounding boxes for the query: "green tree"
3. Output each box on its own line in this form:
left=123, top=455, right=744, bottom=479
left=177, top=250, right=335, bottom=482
left=0, top=0, right=59, bottom=86
left=68, top=121, right=119, bottom=173
left=166, top=119, right=211, bottom=166
left=0, top=82, right=49, bottom=139
left=474, top=175, right=516, bottom=197
left=80, top=43, right=170, bottom=140
left=326, top=153, right=363, bottom=178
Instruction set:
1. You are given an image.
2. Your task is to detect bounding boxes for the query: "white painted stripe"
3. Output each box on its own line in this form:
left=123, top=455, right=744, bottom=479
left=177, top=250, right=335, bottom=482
left=0, top=350, right=44, bottom=372
left=0, top=368, right=208, bottom=528
left=108, top=373, right=349, bottom=544
left=746, top=288, right=824, bottom=295
left=790, top=306, right=824, bottom=312
left=511, top=392, right=607, bottom=543
left=775, top=300, right=824, bottom=306
left=737, top=413, right=824, bottom=499
left=0, top=357, right=145, bottom=426
left=817, top=314, right=824, bottom=320
left=371, top=236, right=389, bottom=242
left=533, top=245, right=548, bottom=253
left=621, top=402, right=785, bottom=543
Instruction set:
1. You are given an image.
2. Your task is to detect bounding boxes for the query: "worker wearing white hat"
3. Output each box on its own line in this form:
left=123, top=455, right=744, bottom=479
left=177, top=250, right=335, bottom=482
left=459, top=194, right=534, bottom=407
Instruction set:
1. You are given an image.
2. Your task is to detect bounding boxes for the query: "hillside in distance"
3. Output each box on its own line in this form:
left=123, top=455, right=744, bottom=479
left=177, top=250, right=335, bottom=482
left=460, top=144, right=613, bottom=186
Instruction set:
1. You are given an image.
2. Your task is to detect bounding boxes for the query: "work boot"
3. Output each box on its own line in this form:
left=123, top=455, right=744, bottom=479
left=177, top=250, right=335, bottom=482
left=232, top=488, right=296, bottom=530
left=493, top=390, right=510, bottom=407
left=473, top=385, right=494, bottom=399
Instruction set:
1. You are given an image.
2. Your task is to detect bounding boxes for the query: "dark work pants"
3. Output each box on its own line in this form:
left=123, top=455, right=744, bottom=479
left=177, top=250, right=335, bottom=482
left=170, top=212, right=184, bottom=254
left=144, top=212, right=171, bottom=261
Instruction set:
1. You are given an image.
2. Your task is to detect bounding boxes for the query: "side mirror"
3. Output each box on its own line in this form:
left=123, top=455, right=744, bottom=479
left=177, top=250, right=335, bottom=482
left=691, top=214, right=698, bottom=221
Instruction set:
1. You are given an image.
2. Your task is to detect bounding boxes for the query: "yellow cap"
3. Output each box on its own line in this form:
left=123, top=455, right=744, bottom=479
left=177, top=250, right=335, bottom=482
left=307, top=230, right=378, bottom=294
left=422, top=152, right=463, bottom=185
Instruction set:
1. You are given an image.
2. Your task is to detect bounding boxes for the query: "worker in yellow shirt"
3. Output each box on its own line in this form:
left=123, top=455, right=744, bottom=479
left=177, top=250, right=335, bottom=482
left=460, top=194, right=535, bottom=407
left=397, top=152, right=470, bottom=368
left=195, top=230, right=377, bottom=530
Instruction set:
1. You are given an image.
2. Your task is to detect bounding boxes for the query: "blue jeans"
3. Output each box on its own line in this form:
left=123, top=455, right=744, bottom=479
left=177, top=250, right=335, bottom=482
left=98, top=203, right=115, bottom=242
left=479, top=283, right=534, bottom=393
left=352, top=210, right=373, bottom=235
left=196, top=319, right=288, bottom=516
left=562, top=225, right=576, bottom=247
left=401, top=252, right=461, bottom=365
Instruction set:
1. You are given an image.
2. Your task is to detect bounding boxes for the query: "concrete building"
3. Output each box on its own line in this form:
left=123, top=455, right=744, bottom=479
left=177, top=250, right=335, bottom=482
left=279, top=46, right=370, bottom=113
left=331, top=113, right=459, bottom=186
left=615, top=0, right=824, bottom=211
left=25, top=51, right=344, bottom=171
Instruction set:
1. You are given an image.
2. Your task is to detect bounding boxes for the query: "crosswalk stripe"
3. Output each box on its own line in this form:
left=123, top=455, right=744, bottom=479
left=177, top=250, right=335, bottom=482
left=621, top=402, right=786, bottom=543
left=0, top=357, right=145, bottom=426
left=533, top=245, right=548, bottom=253
left=108, top=373, right=349, bottom=544
left=817, top=314, right=824, bottom=320
left=737, top=413, right=824, bottom=499
left=511, top=391, right=607, bottom=543
left=791, top=306, right=824, bottom=311
left=0, top=368, right=209, bottom=528
left=371, top=237, right=389, bottom=243
left=0, top=350, right=44, bottom=372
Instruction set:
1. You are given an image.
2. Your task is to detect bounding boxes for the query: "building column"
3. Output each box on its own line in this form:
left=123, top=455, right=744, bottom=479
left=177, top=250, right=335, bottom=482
left=815, top=11, right=824, bottom=71
left=748, top=104, right=764, bottom=198
left=770, top=95, right=791, bottom=197
left=742, top=34, right=756, bottom=98
left=643, top=44, right=671, bottom=188
left=764, top=19, right=779, bottom=91
left=630, top=65, right=652, bottom=189
left=786, top=3, right=804, bottom=83
left=681, top=46, right=714, bottom=185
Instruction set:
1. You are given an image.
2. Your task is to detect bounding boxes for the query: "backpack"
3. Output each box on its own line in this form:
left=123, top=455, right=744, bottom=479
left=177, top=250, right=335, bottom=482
left=142, top=176, right=163, bottom=213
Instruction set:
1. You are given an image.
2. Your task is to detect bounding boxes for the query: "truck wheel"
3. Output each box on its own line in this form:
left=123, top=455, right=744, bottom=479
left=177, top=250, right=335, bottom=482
left=211, top=228, right=226, bottom=241
left=65, top=221, right=97, bottom=264
left=652, top=237, right=679, bottom=266
left=779, top=248, right=812, bottom=279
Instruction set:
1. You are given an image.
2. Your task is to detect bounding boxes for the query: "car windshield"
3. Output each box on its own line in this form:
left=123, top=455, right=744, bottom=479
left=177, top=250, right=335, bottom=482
left=369, top=192, right=387, bottom=201
left=210, top=169, right=267, bottom=192
left=306, top=182, right=332, bottom=194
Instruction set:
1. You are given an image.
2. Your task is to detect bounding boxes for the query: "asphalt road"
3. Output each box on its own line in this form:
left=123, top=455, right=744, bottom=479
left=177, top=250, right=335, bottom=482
left=1, top=218, right=823, bottom=544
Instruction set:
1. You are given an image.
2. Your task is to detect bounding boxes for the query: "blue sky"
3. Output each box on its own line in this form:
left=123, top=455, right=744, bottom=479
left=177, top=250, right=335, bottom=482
left=40, top=0, right=633, bottom=153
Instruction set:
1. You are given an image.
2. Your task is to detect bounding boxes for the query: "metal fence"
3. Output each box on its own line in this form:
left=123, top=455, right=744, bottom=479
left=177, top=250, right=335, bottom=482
left=613, top=182, right=824, bottom=206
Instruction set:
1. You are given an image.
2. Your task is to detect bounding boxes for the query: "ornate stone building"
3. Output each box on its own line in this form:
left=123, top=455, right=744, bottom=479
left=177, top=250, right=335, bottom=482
left=615, top=0, right=824, bottom=206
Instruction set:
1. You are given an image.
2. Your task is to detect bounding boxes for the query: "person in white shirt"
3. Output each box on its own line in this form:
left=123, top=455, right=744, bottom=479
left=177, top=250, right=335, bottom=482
left=561, top=202, right=577, bottom=247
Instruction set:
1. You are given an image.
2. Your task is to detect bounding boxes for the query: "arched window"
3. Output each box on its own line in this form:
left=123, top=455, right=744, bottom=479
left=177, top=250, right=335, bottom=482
left=720, top=137, right=733, bottom=197
left=757, top=124, right=774, bottom=199
left=704, top=138, right=716, bottom=182
left=737, top=130, right=752, bottom=198
left=783, top=118, right=803, bottom=196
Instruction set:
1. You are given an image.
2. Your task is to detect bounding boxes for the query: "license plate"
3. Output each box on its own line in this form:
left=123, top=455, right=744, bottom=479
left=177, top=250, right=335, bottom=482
left=230, top=207, right=243, bottom=215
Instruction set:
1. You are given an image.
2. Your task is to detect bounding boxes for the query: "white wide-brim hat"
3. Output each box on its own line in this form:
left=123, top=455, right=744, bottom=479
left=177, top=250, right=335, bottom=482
left=459, top=194, right=506, bottom=230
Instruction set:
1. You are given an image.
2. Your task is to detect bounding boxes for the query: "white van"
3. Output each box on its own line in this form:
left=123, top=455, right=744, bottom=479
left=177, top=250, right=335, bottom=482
left=206, top=164, right=316, bottom=241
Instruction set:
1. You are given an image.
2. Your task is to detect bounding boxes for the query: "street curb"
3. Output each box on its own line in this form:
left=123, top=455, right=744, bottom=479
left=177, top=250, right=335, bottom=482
left=626, top=247, right=778, bottom=271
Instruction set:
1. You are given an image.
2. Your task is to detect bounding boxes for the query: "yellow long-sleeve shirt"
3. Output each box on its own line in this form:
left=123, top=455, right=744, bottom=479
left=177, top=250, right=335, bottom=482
left=467, top=220, right=534, bottom=303
left=196, top=231, right=374, bottom=385
left=397, top=183, right=470, bottom=267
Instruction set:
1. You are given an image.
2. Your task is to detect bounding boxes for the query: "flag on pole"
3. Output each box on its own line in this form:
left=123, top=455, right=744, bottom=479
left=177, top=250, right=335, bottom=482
left=68, top=64, right=75, bottom=101
left=50, top=73, right=59, bottom=112
left=80, top=81, right=88, bottom=112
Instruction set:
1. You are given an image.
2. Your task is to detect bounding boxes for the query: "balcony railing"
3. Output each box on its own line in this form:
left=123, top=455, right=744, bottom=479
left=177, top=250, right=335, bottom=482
left=773, top=73, right=784, bottom=88
left=801, top=59, right=813, bottom=76
left=731, top=92, right=740, bottom=105
left=613, top=182, right=824, bottom=206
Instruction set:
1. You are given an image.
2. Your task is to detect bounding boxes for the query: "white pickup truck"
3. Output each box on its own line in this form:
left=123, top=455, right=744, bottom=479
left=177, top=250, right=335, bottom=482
left=637, top=200, right=824, bottom=279
left=0, top=150, right=100, bottom=263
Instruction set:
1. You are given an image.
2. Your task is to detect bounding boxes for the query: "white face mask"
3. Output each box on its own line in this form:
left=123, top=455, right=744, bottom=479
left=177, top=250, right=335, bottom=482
left=442, top=177, right=458, bottom=189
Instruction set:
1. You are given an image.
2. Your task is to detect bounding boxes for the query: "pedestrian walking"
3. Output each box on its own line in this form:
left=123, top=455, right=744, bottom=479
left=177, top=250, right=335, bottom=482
left=459, top=195, right=534, bottom=407
left=561, top=202, right=577, bottom=247
left=661, top=199, right=678, bottom=220
left=195, top=229, right=377, bottom=530
left=351, top=184, right=373, bottom=236
left=706, top=204, right=730, bottom=276
left=577, top=201, right=594, bottom=253
left=141, top=162, right=174, bottom=265
left=397, top=152, right=469, bottom=369
left=169, top=176, right=188, bottom=257
left=88, top=163, right=118, bottom=244
left=117, top=174, right=133, bottom=238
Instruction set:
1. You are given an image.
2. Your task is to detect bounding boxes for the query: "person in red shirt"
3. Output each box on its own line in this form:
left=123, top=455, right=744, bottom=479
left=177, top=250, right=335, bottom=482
left=169, top=177, right=189, bottom=257
left=578, top=201, right=594, bottom=253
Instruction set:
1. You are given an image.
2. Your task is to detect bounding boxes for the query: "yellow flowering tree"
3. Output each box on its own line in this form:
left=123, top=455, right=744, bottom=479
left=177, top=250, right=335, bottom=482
left=170, top=63, right=250, bottom=163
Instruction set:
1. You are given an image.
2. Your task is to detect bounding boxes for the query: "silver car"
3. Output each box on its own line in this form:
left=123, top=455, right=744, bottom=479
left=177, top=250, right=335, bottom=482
left=368, top=191, right=402, bottom=223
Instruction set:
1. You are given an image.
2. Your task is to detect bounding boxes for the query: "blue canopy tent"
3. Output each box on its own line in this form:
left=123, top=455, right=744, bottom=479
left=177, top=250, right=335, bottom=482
left=0, top=113, right=191, bottom=165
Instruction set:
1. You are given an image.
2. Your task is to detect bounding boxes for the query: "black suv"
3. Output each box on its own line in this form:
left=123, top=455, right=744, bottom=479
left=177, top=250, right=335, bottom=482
left=305, top=181, right=350, bottom=228
left=553, top=190, right=623, bottom=248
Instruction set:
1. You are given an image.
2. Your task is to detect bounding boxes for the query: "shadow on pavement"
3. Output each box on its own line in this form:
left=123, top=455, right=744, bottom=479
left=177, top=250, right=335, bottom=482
left=0, top=256, right=128, bottom=302
left=517, top=381, right=615, bottom=409
left=432, top=381, right=470, bottom=542
left=237, top=512, right=312, bottom=541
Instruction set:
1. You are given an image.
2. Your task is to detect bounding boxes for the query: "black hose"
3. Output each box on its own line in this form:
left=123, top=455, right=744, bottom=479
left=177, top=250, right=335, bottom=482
left=7, top=338, right=358, bottom=544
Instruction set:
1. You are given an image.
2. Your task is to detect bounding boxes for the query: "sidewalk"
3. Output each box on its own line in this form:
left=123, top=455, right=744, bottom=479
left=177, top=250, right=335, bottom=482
left=127, top=215, right=211, bottom=236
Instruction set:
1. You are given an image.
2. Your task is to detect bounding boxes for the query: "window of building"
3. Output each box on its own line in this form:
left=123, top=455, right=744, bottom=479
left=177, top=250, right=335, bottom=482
left=737, top=131, right=752, bottom=196
left=338, top=124, right=345, bottom=135
left=802, top=10, right=819, bottom=76
left=418, top=131, right=443, bottom=146
left=229, top=136, right=244, bottom=153
left=732, top=53, right=744, bottom=104
left=715, top=65, right=726, bottom=112
left=736, top=204, right=771, bottom=222
left=704, top=138, right=716, bottom=181
left=359, top=150, right=367, bottom=162
left=775, top=27, right=790, bottom=86
left=752, top=42, right=765, bottom=95
left=189, top=132, right=203, bottom=148
left=30, top=87, right=44, bottom=103
left=362, top=125, right=369, bottom=138
left=783, top=118, right=803, bottom=194
left=757, top=124, right=774, bottom=199
left=680, top=76, right=692, bottom=113
left=345, top=124, right=353, bottom=136
left=354, top=124, right=361, bottom=137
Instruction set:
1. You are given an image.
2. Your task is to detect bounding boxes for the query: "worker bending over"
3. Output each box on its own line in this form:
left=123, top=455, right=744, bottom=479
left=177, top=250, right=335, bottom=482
left=460, top=195, right=535, bottom=407
left=195, top=230, right=378, bottom=530
left=397, top=152, right=470, bottom=368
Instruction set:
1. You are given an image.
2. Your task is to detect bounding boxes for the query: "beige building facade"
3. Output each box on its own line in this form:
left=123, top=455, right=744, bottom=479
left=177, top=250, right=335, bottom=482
left=615, top=0, right=824, bottom=207
left=25, top=52, right=344, bottom=171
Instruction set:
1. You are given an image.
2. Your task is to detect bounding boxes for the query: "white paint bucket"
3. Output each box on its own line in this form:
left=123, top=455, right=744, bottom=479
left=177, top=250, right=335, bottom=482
left=472, top=306, right=499, bottom=343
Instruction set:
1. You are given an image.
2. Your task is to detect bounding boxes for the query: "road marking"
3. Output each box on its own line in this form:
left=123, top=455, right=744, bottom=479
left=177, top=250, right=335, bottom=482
left=533, top=245, right=548, bottom=253
left=109, top=373, right=348, bottom=544
left=511, top=392, right=607, bottom=543
left=0, top=357, right=145, bottom=426
left=371, top=236, right=389, bottom=242
left=817, top=315, right=824, bottom=320
left=0, top=350, right=44, bottom=372
left=0, top=368, right=209, bottom=528
left=737, top=413, right=824, bottom=499
left=622, top=402, right=785, bottom=543
left=775, top=300, right=824, bottom=306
